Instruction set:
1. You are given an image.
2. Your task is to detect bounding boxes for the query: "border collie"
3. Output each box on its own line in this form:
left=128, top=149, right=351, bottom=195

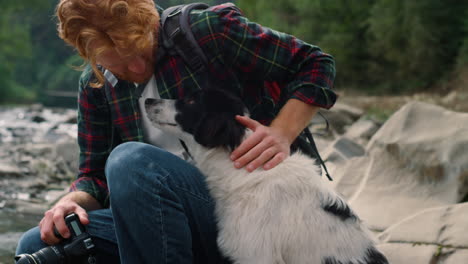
left=145, top=89, right=388, bottom=264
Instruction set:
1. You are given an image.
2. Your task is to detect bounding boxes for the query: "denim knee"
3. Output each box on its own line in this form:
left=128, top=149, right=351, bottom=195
left=105, top=142, right=169, bottom=201
left=15, top=226, right=47, bottom=255
left=106, top=142, right=147, bottom=180
left=105, top=142, right=140, bottom=176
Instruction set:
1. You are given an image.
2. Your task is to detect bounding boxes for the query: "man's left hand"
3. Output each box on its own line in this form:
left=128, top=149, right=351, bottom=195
left=230, top=115, right=291, bottom=172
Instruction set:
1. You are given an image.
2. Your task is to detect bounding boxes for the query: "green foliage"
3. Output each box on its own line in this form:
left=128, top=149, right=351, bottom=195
left=37, top=55, right=84, bottom=108
left=367, top=0, right=467, bottom=92
left=0, top=9, right=33, bottom=103
left=0, top=0, right=49, bottom=103
left=1, top=0, right=467, bottom=106
left=1, top=0, right=234, bottom=106
left=239, top=0, right=468, bottom=93
left=238, top=0, right=376, bottom=88
left=456, top=9, right=468, bottom=69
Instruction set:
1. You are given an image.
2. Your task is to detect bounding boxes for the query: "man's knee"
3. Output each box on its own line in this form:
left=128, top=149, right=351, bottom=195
left=106, top=142, right=152, bottom=184
left=15, top=227, right=47, bottom=255
left=105, top=142, right=170, bottom=200
left=105, top=142, right=170, bottom=175
left=106, top=142, right=143, bottom=178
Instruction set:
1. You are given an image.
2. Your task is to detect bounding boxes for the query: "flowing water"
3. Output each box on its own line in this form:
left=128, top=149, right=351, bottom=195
left=0, top=210, right=42, bottom=263
left=0, top=106, right=77, bottom=263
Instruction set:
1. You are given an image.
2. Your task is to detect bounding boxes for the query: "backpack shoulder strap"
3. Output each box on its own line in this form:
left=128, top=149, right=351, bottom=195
left=160, top=3, right=210, bottom=73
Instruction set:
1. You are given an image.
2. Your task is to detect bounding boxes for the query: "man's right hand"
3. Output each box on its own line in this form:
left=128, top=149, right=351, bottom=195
left=38, top=191, right=100, bottom=245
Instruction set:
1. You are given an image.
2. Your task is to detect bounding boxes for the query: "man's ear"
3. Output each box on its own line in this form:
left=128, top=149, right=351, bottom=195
left=194, top=113, right=245, bottom=151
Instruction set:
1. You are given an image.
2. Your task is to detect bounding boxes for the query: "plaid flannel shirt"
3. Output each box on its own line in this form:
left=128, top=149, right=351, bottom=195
left=71, top=3, right=337, bottom=208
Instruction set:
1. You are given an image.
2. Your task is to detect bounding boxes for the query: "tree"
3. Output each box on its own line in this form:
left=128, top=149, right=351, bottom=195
left=456, top=9, right=468, bottom=69
left=0, top=6, right=34, bottom=102
left=367, top=0, right=467, bottom=92
left=238, top=0, right=375, bottom=88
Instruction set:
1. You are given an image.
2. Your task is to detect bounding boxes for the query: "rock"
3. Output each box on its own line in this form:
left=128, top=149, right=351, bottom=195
left=328, top=156, right=369, bottom=198
left=318, top=102, right=365, bottom=134
left=55, top=142, right=79, bottom=173
left=63, top=112, right=78, bottom=124
left=0, top=232, right=23, bottom=255
left=43, top=124, right=77, bottom=143
left=31, top=115, right=47, bottom=123
left=331, top=102, right=365, bottom=120
left=0, top=105, right=81, bottom=260
left=19, top=144, right=54, bottom=157
left=378, top=202, right=468, bottom=264
left=45, top=188, right=68, bottom=205
left=331, top=102, right=468, bottom=231
left=0, top=163, right=23, bottom=178
left=344, top=118, right=381, bottom=146
left=10, top=200, right=48, bottom=215
left=321, top=137, right=365, bottom=177
left=377, top=243, right=439, bottom=264
left=442, top=91, right=458, bottom=105
left=28, top=104, right=44, bottom=112
left=324, top=137, right=365, bottom=161
left=16, top=193, right=30, bottom=201
left=367, top=101, right=468, bottom=188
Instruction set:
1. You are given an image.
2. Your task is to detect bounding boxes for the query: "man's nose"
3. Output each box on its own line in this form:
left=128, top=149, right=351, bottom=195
left=127, top=56, right=146, bottom=74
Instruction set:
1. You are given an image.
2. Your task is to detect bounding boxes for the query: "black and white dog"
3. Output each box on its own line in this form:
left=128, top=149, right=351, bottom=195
left=145, top=89, right=388, bottom=264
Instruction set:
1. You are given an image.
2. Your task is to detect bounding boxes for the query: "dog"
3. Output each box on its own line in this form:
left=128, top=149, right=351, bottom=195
left=145, top=89, right=388, bottom=264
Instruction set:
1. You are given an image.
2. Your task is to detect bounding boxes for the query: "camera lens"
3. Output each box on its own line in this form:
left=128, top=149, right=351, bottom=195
left=15, top=246, right=65, bottom=264
left=15, top=254, right=35, bottom=264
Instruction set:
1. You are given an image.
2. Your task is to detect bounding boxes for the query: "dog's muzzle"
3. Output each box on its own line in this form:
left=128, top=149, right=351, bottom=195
left=144, top=98, right=178, bottom=127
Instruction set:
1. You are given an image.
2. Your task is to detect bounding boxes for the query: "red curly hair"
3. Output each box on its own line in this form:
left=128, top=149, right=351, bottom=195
left=56, top=0, right=160, bottom=87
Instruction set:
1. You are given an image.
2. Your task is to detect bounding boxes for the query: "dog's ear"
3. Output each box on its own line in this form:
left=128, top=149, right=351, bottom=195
left=194, top=113, right=245, bottom=151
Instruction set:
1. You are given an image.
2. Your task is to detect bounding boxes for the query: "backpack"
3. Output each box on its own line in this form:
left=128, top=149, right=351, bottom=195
left=157, top=3, right=332, bottom=180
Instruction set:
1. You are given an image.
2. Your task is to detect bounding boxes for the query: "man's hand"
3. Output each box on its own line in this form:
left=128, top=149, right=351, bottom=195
left=230, top=115, right=291, bottom=172
left=38, top=191, right=100, bottom=245
left=230, top=99, right=320, bottom=172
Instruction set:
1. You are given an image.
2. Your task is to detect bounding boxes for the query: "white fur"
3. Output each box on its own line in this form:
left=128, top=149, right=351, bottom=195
left=146, top=99, right=383, bottom=264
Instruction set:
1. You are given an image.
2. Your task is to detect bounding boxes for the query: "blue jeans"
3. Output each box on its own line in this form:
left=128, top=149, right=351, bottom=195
left=16, top=142, right=231, bottom=263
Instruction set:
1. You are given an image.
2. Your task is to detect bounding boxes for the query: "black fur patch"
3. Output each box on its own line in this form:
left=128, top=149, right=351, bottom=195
left=322, top=247, right=388, bottom=264
left=175, top=89, right=247, bottom=150
left=364, top=247, right=389, bottom=264
left=321, top=197, right=358, bottom=222
left=322, top=257, right=340, bottom=264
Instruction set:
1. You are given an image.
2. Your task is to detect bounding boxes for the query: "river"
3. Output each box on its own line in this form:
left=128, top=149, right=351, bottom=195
left=0, top=210, right=42, bottom=263
left=0, top=105, right=78, bottom=263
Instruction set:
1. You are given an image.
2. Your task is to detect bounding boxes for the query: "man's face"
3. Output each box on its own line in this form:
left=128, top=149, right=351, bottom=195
left=96, top=45, right=155, bottom=84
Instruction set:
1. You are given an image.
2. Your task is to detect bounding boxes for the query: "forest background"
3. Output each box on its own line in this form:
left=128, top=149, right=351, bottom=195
left=1, top=0, right=467, bottom=107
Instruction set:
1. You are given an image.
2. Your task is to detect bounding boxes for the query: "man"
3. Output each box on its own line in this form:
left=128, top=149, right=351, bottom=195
left=16, top=0, right=336, bottom=263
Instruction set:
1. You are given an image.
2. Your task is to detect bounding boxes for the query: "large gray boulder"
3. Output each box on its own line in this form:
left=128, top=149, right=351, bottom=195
left=317, top=102, right=364, bottom=134
left=329, top=101, right=468, bottom=231
left=378, top=202, right=468, bottom=264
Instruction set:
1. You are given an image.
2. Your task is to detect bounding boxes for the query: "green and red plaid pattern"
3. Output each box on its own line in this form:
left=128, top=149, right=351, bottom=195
left=71, top=3, right=337, bottom=208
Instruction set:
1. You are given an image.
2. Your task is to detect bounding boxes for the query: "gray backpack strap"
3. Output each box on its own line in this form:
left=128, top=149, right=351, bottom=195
left=160, top=3, right=210, bottom=75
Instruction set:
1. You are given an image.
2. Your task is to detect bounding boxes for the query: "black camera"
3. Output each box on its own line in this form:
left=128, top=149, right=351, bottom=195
left=15, top=213, right=96, bottom=264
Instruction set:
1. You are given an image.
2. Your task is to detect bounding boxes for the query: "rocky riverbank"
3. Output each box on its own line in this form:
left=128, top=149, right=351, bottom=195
left=1, top=100, right=467, bottom=263
left=0, top=105, right=78, bottom=212
left=0, top=105, right=78, bottom=263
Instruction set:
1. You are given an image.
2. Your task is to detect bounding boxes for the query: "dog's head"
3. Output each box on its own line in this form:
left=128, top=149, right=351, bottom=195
left=144, top=89, right=247, bottom=151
